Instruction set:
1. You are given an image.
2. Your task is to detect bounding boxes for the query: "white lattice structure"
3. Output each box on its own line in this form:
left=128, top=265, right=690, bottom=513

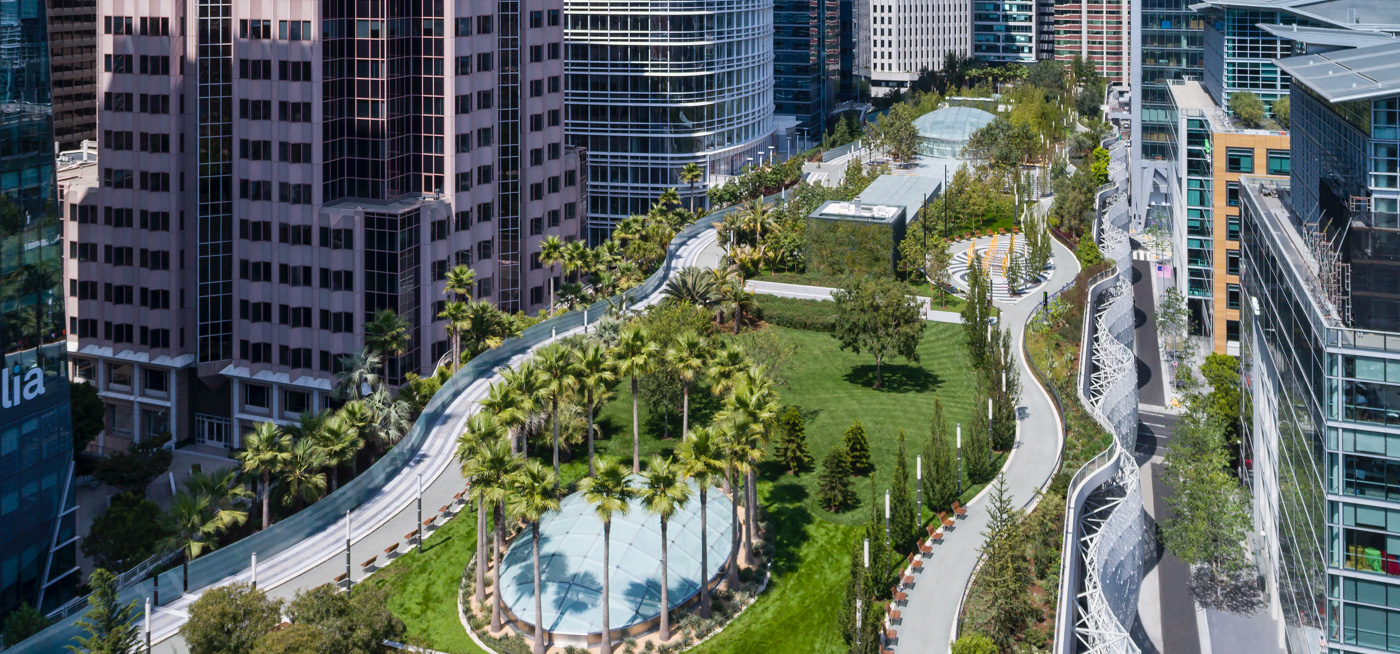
left=1057, top=137, right=1145, bottom=654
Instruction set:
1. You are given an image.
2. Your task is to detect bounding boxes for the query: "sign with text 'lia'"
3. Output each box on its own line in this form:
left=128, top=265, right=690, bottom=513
left=1, top=364, right=47, bottom=409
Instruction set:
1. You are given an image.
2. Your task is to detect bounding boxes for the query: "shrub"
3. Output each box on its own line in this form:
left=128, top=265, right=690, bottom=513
left=757, top=295, right=838, bottom=333
left=951, top=632, right=998, bottom=654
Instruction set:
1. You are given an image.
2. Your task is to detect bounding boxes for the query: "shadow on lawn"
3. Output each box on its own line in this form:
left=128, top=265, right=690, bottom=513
left=762, top=476, right=815, bottom=578
left=842, top=363, right=942, bottom=393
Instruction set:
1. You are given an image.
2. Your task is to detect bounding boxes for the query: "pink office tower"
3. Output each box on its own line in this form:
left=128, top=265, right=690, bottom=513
left=60, top=0, right=585, bottom=448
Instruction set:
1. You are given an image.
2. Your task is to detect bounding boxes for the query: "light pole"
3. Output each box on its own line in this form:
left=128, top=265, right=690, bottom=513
left=956, top=424, right=963, bottom=497
left=988, top=397, right=994, bottom=452
left=145, top=597, right=152, bottom=654
left=916, top=455, right=923, bottom=526
left=345, top=511, right=352, bottom=587
left=768, top=145, right=775, bottom=166
left=884, top=490, right=891, bottom=546
left=417, top=473, right=424, bottom=553
left=251, top=552, right=257, bottom=590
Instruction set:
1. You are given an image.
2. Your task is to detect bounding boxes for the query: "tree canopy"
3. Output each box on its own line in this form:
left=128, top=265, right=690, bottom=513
left=831, top=277, right=925, bottom=389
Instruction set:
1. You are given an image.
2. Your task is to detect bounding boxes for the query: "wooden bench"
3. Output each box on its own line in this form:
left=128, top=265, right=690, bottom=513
left=384, top=543, right=399, bottom=555
left=891, top=586, right=908, bottom=604
left=887, top=603, right=902, bottom=624
left=905, top=554, right=922, bottom=573
left=885, top=628, right=898, bottom=643
left=900, top=574, right=914, bottom=588
left=405, top=530, right=419, bottom=542
left=919, top=541, right=934, bottom=555
left=453, top=491, right=465, bottom=502
left=939, top=511, right=954, bottom=528
left=928, top=530, right=944, bottom=543
left=361, top=556, right=377, bottom=569
left=423, top=517, right=435, bottom=527
left=333, top=573, right=348, bottom=584
left=952, top=501, right=967, bottom=518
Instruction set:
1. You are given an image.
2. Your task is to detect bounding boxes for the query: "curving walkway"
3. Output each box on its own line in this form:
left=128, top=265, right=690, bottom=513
left=127, top=230, right=726, bottom=654
left=890, top=234, right=1080, bottom=654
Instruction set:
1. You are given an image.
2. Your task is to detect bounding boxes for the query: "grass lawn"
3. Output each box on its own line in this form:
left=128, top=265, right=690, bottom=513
left=363, top=511, right=491, bottom=654
left=593, top=322, right=983, bottom=525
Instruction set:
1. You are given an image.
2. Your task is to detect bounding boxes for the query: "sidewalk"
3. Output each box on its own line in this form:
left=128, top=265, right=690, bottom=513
left=892, top=235, right=1081, bottom=653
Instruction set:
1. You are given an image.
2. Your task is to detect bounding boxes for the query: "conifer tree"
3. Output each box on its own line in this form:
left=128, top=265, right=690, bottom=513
left=962, top=254, right=994, bottom=369
left=966, top=393, right=995, bottom=484
left=891, top=431, right=917, bottom=549
left=818, top=446, right=856, bottom=511
left=70, top=569, right=141, bottom=654
left=923, top=399, right=958, bottom=511
left=843, top=420, right=873, bottom=476
left=979, top=475, right=1031, bottom=649
left=982, top=328, right=1019, bottom=451
left=775, top=407, right=813, bottom=474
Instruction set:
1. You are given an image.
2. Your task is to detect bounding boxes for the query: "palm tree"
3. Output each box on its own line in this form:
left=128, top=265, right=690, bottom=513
left=475, top=437, right=522, bottom=632
left=572, top=342, right=616, bottom=477
left=679, top=162, right=704, bottom=214
left=458, top=412, right=508, bottom=605
left=365, top=386, right=413, bottom=453
left=507, top=460, right=561, bottom=654
left=535, top=344, right=577, bottom=486
left=612, top=325, right=659, bottom=473
left=577, top=458, right=636, bottom=654
left=480, top=379, right=528, bottom=457
left=181, top=467, right=253, bottom=517
left=717, top=278, right=757, bottom=334
left=678, top=427, right=725, bottom=618
left=237, top=422, right=289, bottom=530
left=667, top=332, right=710, bottom=439
left=161, top=488, right=246, bottom=591
left=439, top=300, right=471, bottom=371
left=706, top=344, right=751, bottom=397
left=279, top=438, right=329, bottom=510
left=715, top=423, right=747, bottom=587
left=364, top=309, right=410, bottom=381
left=638, top=456, right=692, bottom=642
left=463, top=300, right=517, bottom=359
left=333, top=350, right=381, bottom=400
left=501, top=361, right=546, bottom=454
left=445, top=264, right=477, bottom=302
left=539, top=235, right=566, bottom=310
left=723, top=370, right=779, bottom=559
left=282, top=409, right=331, bottom=441
left=562, top=240, right=591, bottom=281
left=662, top=267, right=719, bottom=307
left=314, top=415, right=362, bottom=491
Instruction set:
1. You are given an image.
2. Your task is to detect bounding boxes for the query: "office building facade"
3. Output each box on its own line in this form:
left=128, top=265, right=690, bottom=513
left=774, top=0, right=839, bottom=134
left=46, top=0, right=97, bottom=150
left=866, top=0, right=970, bottom=97
left=1128, top=0, right=1203, bottom=224
left=0, top=0, right=78, bottom=618
left=972, top=0, right=1038, bottom=63
left=1242, top=39, right=1400, bottom=654
left=1052, top=0, right=1128, bottom=84
left=63, top=0, right=586, bottom=449
left=563, top=0, right=775, bottom=241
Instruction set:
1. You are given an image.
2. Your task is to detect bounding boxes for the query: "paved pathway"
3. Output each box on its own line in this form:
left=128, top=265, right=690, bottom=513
left=891, top=235, right=1080, bottom=654
left=746, top=280, right=963, bottom=324
left=144, top=231, right=726, bottom=653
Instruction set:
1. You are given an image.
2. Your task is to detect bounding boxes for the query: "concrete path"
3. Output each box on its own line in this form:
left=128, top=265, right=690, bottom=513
left=746, top=280, right=963, bottom=324
left=146, top=230, right=726, bottom=653
left=891, top=235, right=1081, bottom=654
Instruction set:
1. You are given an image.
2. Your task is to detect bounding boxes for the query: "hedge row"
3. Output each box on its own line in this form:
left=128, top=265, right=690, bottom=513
left=757, top=295, right=839, bottom=333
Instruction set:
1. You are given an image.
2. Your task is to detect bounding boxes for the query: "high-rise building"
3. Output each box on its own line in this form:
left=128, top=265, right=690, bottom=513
left=1128, top=0, right=1203, bottom=223
left=0, top=0, right=78, bottom=618
left=46, top=0, right=96, bottom=150
left=564, top=0, right=776, bottom=241
left=865, top=0, right=970, bottom=97
left=774, top=0, right=839, bottom=135
left=62, top=0, right=586, bottom=448
left=972, top=0, right=1038, bottom=63
left=1052, top=0, right=1128, bottom=84
left=1241, top=38, right=1400, bottom=654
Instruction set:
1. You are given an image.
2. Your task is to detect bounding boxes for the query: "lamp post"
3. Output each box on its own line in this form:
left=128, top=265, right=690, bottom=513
left=884, top=490, right=891, bottom=547
left=417, top=473, right=424, bottom=553
left=345, top=511, right=352, bottom=587
left=145, top=597, right=152, bottom=654
left=956, top=424, right=963, bottom=497
left=251, top=552, right=257, bottom=590
left=916, top=455, right=923, bottom=525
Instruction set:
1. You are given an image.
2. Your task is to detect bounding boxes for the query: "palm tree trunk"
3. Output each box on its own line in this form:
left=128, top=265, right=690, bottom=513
left=728, top=481, right=740, bottom=587
left=475, top=497, right=487, bottom=605
left=689, top=181, right=696, bottom=215
left=681, top=381, right=691, bottom=439
left=261, top=472, right=271, bottom=530
left=532, top=522, right=545, bottom=654
left=491, top=502, right=504, bottom=632
left=587, top=395, right=597, bottom=477
left=330, top=466, right=339, bottom=492
left=631, top=376, right=640, bottom=474
left=552, top=397, right=561, bottom=488
left=601, top=520, right=613, bottom=654
left=744, top=469, right=756, bottom=561
left=659, top=517, right=671, bottom=641
left=183, top=555, right=189, bottom=592
left=733, top=306, right=741, bottom=334
left=699, top=488, right=711, bottom=619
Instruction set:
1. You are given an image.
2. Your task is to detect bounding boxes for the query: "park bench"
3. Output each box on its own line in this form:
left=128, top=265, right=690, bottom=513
left=439, top=504, right=451, bottom=516
left=952, top=501, right=967, bottom=518
left=939, top=511, right=955, bottom=528
left=900, top=574, right=914, bottom=588
left=423, top=517, right=435, bottom=527
left=919, top=541, right=934, bottom=555
left=385, top=543, right=399, bottom=555
left=361, top=556, right=377, bottom=570
left=886, top=602, right=902, bottom=624
left=891, top=586, right=908, bottom=604
left=333, top=573, right=348, bottom=584
left=905, top=554, right=922, bottom=573
left=885, top=628, right=898, bottom=644
left=453, top=491, right=466, bottom=502
left=927, top=529, right=944, bottom=544
left=405, top=530, right=419, bottom=543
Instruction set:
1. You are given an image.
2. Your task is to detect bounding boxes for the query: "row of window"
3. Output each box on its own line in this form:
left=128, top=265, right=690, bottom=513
left=70, top=206, right=173, bottom=231
left=72, top=320, right=173, bottom=349
left=239, top=59, right=313, bottom=82
left=1225, top=147, right=1291, bottom=175
left=239, top=19, right=312, bottom=41
left=101, top=168, right=174, bottom=192
left=104, top=92, right=172, bottom=114
left=235, top=220, right=353, bottom=249
left=238, top=343, right=344, bottom=373
left=104, top=16, right=169, bottom=36
left=239, top=100, right=313, bottom=122
left=69, top=243, right=175, bottom=269
left=104, top=54, right=170, bottom=75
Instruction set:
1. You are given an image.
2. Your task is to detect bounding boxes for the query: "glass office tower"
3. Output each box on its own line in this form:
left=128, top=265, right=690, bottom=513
left=0, top=0, right=77, bottom=618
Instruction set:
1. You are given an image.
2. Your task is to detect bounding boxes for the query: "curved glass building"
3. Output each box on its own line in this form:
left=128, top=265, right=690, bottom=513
left=564, top=0, right=776, bottom=241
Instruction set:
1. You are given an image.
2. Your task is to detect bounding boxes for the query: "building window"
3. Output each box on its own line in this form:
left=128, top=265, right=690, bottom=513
left=1226, top=182, right=1240, bottom=207
left=282, top=390, right=310, bottom=415
left=1226, top=249, right=1240, bottom=275
left=1226, top=148, right=1254, bottom=173
left=1226, top=284, right=1240, bottom=310
left=1227, top=215, right=1241, bottom=241
left=144, top=369, right=168, bottom=394
left=245, top=384, right=270, bottom=409
left=1373, top=142, right=1398, bottom=190
left=1267, top=150, right=1290, bottom=176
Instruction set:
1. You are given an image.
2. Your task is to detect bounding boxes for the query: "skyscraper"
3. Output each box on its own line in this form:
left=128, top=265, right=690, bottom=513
left=865, top=0, right=970, bottom=98
left=0, top=0, right=78, bottom=618
left=1052, top=0, right=1128, bottom=84
left=46, top=0, right=96, bottom=150
left=62, top=0, right=585, bottom=447
left=1128, top=0, right=1203, bottom=223
left=564, top=0, right=776, bottom=242
left=971, top=0, right=1039, bottom=63
left=774, top=0, right=839, bottom=134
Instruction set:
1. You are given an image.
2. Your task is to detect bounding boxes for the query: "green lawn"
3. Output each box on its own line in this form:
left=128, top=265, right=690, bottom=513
left=593, top=322, right=982, bottom=525
left=363, top=511, right=491, bottom=654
